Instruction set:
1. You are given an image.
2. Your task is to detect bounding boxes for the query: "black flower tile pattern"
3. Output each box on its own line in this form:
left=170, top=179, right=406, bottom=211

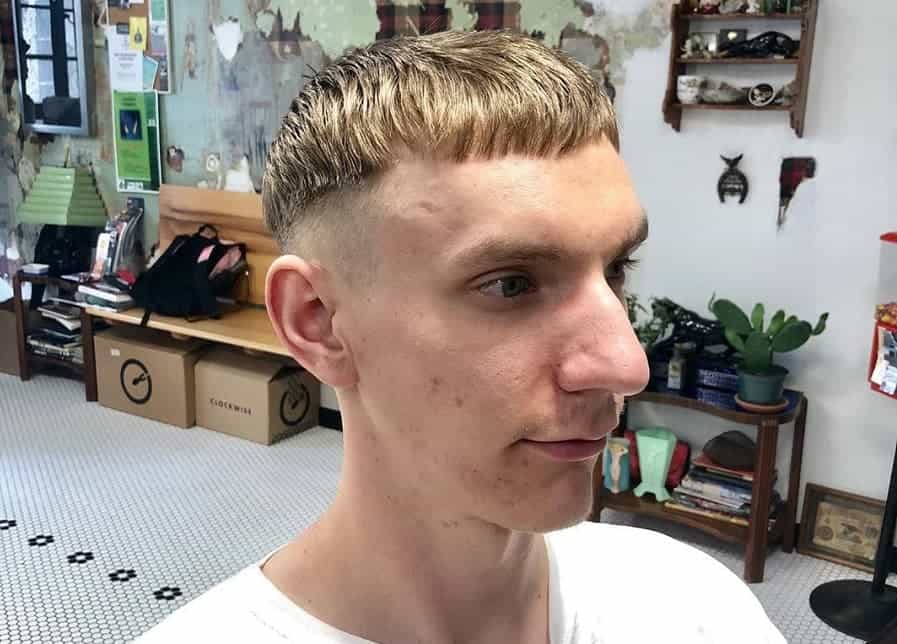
left=66, top=552, right=94, bottom=565
left=109, top=569, right=137, bottom=583
left=0, top=519, right=16, bottom=530
left=27, top=535, right=54, bottom=547
left=152, top=587, right=183, bottom=602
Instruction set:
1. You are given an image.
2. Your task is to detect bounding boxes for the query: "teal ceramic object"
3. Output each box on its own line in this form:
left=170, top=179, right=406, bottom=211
left=737, top=365, right=789, bottom=404
left=633, top=427, right=677, bottom=502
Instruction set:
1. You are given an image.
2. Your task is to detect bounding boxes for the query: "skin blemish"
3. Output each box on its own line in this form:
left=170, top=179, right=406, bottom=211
left=454, top=395, right=464, bottom=408
left=430, top=376, right=442, bottom=393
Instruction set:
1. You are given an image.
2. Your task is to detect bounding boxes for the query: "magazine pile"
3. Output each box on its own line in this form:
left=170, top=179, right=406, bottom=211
left=667, top=452, right=782, bottom=529
left=28, top=300, right=84, bottom=365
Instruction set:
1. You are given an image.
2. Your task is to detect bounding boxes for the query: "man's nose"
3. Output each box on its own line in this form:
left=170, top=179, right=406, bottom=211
left=555, top=280, right=650, bottom=396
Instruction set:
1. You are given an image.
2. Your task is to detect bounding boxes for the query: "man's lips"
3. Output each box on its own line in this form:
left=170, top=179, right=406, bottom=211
left=519, top=436, right=607, bottom=462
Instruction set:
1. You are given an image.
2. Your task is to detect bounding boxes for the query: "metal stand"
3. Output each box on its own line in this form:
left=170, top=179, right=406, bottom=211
left=809, top=439, right=897, bottom=640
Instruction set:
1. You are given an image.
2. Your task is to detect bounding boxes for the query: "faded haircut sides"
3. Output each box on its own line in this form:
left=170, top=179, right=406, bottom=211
left=262, top=29, right=619, bottom=286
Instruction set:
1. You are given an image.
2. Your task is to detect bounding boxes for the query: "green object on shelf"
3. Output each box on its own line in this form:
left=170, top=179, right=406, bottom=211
left=633, top=427, right=677, bottom=503
left=16, top=166, right=108, bottom=227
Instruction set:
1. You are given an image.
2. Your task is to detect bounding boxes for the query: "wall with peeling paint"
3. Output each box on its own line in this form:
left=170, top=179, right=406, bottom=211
left=0, top=0, right=673, bottom=265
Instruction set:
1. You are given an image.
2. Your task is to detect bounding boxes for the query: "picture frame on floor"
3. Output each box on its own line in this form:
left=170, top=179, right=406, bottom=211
left=798, top=483, right=885, bottom=574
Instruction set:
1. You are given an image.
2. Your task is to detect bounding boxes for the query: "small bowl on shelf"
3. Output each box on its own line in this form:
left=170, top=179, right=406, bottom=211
left=748, top=83, right=777, bottom=107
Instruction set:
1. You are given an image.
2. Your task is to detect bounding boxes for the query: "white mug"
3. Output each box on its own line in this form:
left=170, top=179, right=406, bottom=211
left=677, top=75, right=705, bottom=104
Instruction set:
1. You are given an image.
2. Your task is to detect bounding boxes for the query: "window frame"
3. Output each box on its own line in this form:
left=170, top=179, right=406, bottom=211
left=11, top=0, right=95, bottom=136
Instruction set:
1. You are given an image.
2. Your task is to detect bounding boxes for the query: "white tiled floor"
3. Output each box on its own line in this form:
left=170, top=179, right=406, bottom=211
left=0, top=373, right=885, bottom=643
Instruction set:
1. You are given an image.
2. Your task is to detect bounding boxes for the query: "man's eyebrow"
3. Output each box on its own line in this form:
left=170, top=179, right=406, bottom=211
left=624, top=213, right=650, bottom=254
left=448, top=212, right=650, bottom=270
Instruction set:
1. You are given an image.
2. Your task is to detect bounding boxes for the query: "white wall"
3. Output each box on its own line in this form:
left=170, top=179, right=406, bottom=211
left=620, top=2, right=897, bottom=508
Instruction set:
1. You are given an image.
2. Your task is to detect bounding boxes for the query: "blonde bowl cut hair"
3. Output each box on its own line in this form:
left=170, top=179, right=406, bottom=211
left=262, top=29, right=619, bottom=287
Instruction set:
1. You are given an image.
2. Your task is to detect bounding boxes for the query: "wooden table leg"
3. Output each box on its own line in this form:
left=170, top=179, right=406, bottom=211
left=12, top=272, right=30, bottom=381
left=745, top=418, right=779, bottom=583
left=81, top=312, right=98, bottom=402
left=590, top=452, right=605, bottom=522
left=783, top=396, right=807, bottom=553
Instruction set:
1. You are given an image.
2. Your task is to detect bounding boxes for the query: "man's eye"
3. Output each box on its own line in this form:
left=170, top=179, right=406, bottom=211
left=607, top=258, right=640, bottom=283
left=479, top=275, right=535, bottom=299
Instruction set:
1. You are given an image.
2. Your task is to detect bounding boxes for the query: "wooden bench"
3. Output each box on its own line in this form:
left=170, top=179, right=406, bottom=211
left=82, top=185, right=287, bottom=401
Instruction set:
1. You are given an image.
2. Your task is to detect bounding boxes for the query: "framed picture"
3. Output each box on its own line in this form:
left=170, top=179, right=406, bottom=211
left=798, top=483, right=885, bottom=573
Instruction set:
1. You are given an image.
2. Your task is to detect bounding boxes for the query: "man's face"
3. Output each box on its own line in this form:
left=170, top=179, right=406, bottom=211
left=340, top=140, right=650, bottom=532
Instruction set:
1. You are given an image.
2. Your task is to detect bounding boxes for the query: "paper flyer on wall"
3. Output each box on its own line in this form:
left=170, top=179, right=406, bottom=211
left=106, top=25, right=141, bottom=92
left=112, top=91, right=162, bottom=194
left=107, top=0, right=172, bottom=93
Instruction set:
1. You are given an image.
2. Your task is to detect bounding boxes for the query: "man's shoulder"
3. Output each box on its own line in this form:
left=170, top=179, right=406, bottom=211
left=547, top=520, right=744, bottom=586
left=547, top=522, right=786, bottom=643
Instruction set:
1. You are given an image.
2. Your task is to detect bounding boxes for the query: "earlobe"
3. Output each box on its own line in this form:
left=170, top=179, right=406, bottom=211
left=266, top=255, right=357, bottom=388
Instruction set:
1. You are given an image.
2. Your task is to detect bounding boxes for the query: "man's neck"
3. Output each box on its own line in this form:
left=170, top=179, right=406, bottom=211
left=262, top=471, right=551, bottom=644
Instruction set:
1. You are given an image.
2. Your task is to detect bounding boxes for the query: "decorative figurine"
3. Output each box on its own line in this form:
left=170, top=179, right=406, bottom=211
left=633, top=428, right=678, bottom=503
left=697, top=0, right=722, bottom=14
left=775, top=79, right=800, bottom=107
left=721, top=31, right=798, bottom=58
left=700, top=80, right=747, bottom=104
left=746, top=0, right=763, bottom=13
left=720, top=0, right=747, bottom=13
left=778, top=157, right=817, bottom=229
left=603, top=438, right=631, bottom=494
left=718, top=155, right=749, bottom=204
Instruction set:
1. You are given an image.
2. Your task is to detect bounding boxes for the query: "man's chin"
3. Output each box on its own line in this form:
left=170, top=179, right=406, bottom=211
left=512, top=485, right=595, bottom=534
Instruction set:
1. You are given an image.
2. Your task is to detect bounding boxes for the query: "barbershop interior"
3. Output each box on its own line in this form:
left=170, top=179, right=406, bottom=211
left=0, top=1, right=895, bottom=642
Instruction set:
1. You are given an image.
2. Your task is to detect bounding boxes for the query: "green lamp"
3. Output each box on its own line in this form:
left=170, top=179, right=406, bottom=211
left=16, top=166, right=108, bottom=227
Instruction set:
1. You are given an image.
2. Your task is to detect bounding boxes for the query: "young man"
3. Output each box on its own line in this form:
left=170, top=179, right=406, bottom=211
left=138, top=30, right=785, bottom=643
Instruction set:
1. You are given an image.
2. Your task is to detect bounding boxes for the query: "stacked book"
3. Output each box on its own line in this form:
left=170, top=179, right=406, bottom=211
left=666, top=452, right=781, bottom=528
left=76, top=281, right=134, bottom=311
left=29, top=300, right=84, bottom=365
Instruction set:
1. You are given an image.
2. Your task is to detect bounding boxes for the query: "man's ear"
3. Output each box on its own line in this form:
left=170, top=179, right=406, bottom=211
left=266, top=255, right=357, bottom=388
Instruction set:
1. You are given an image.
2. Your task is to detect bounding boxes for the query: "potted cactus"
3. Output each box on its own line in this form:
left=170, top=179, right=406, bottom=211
left=709, top=296, right=828, bottom=408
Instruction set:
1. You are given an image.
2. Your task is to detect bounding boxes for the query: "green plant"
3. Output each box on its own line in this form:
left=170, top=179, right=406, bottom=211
left=708, top=295, right=828, bottom=375
left=626, top=293, right=675, bottom=350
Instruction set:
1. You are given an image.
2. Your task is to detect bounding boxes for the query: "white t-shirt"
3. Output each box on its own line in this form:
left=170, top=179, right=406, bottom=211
left=134, top=522, right=785, bottom=643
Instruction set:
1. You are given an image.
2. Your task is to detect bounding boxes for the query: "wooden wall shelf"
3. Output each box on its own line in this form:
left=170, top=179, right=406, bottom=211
left=674, top=103, right=791, bottom=112
left=663, top=1, right=818, bottom=137
left=683, top=12, right=802, bottom=21
left=676, top=57, right=798, bottom=64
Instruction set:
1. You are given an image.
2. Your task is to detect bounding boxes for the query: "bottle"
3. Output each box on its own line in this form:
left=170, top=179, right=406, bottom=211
left=667, top=342, right=696, bottom=391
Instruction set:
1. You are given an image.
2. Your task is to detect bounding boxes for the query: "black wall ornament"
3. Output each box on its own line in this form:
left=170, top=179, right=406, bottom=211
left=718, top=155, right=749, bottom=204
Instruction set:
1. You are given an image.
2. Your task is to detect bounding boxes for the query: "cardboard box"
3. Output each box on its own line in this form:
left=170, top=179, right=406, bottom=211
left=195, top=346, right=319, bottom=445
left=0, top=300, right=21, bottom=376
left=0, top=300, right=41, bottom=377
left=95, top=326, right=208, bottom=428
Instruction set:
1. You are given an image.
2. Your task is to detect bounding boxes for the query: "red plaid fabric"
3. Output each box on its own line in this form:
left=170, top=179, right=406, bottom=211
left=0, top=0, right=17, bottom=95
left=471, top=1, right=520, bottom=31
left=375, top=1, right=520, bottom=39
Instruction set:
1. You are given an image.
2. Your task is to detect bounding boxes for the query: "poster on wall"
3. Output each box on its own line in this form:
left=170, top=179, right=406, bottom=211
left=106, top=0, right=172, bottom=93
left=112, top=91, right=162, bottom=194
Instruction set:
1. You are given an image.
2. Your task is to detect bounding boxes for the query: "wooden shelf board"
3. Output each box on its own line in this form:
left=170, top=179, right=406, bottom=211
left=15, top=272, right=82, bottom=290
left=28, top=351, right=85, bottom=373
left=599, top=489, right=784, bottom=546
left=676, top=57, right=798, bottom=64
left=630, top=390, right=803, bottom=425
left=683, top=12, right=802, bottom=21
left=673, top=103, right=791, bottom=111
left=85, top=305, right=290, bottom=357
left=600, top=490, right=747, bottom=544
